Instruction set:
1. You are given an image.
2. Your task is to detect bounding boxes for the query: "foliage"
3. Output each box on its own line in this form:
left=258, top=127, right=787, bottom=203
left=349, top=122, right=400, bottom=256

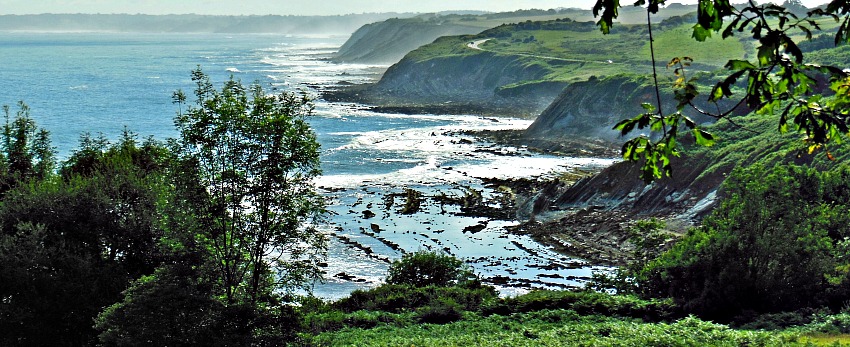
left=311, top=310, right=801, bottom=346
left=482, top=290, right=679, bottom=323
left=636, top=164, right=850, bottom=321
left=94, top=69, right=328, bottom=345
left=587, top=218, right=677, bottom=294
left=172, top=67, right=326, bottom=305
left=802, top=312, right=850, bottom=335
left=0, top=133, right=170, bottom=345
left=595, top=0, right=850, bottom=181
left=334, top=282, right=497, bottom=314
left=304, top=309, right=412, bottom=335
left=385, top=250, right=473, bottom=287
left=0, top=102, right=55, bottom=192
left=95, top=266, right=224, bottom=346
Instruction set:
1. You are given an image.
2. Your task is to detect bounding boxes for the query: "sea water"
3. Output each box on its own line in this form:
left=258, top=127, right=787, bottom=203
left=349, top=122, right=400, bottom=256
left=0, top=32, right=615, bottom=299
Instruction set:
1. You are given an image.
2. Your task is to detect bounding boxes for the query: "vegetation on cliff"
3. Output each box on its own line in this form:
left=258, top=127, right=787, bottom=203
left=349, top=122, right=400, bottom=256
left=329, top=8, right=744, bottom=117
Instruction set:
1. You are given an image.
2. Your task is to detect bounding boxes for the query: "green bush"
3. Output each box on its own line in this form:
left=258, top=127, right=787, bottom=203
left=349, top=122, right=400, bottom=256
left=335, top=282, right=498, bottom=314
left=482, top=290, right=679, bottom=322
left=386, top=250, right=473, bottom=287
left=303, top=309, right=410, bottom=334
left=415, top=298, right=464, bottom=324
left=803, top=312, right=850, bottom=335
left=736, top=309, right=820, bottom=330
left=637, top=164, right=850, bottom=321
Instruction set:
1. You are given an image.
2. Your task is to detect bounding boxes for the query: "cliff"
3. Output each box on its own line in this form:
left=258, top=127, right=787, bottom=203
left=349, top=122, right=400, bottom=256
left=525, top=73, right=749, bottom=142
left=333, top=17, right=481, bottom=64
left=368, top=48, right=568, bottom=114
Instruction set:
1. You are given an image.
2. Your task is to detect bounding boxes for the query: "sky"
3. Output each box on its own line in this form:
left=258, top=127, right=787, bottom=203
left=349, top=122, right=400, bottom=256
left=0, top=0, right=834, bottom=16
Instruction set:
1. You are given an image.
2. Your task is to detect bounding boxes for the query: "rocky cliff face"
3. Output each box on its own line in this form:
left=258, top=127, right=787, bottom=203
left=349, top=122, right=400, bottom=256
left=367, top=51, right=568, bottom=114
left=525, top=75, right=655, bottom=141
left=526, top=74, right=748, bottom=142
left=549, top=154, right=723, bottom=219
left=334, top=18, right=481, bottom=64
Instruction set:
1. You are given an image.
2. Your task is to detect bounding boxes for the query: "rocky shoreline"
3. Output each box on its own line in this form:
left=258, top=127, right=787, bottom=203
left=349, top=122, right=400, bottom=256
left=407, top=131, right=642, bottom=267
left=467, top=134, right=641, bottom=267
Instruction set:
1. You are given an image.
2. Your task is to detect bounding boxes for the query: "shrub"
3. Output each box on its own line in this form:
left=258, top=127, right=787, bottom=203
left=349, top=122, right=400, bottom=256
left=736, top=310, right=819, bottom=330
left=637, top=164, right=850, bottom=321
left=386, top=250, right=473, bottom=287
left=415, top=298, right=464, bottom=324
left=482, top=290, right=679, bottom=322
left=335, top=283, right=498, bottom=314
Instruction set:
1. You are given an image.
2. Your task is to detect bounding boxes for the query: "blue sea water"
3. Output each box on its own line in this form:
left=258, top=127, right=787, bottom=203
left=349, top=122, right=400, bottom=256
left=0, top=31, right=615, bottom=298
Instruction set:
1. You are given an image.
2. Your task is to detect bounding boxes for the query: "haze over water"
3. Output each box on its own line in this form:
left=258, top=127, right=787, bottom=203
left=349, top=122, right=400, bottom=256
left=0, top=32, right=614, bottom=298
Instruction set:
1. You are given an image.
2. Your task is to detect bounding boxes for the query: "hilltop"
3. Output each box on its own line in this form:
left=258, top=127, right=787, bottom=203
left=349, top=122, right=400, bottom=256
left=333, top=5, right=702, bottom=64
left=325, top=7, right=741, bottom=117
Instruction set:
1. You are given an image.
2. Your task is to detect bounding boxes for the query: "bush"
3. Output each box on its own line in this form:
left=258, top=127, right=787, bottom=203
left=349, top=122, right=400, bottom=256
left=386, top=250, right=473, bottom=287
left=303, top=310, right=409, bottom=334
left=482, top=290, right=679, bottom=322
left=415, top=298, right=464, bottom=324
left=803, top=312, right=850, bottom=334
left=736, top=309, right=819, bottom=330
left=335, top=282, right=498, bottom=314
left=637, top=164, right=850, bottom=321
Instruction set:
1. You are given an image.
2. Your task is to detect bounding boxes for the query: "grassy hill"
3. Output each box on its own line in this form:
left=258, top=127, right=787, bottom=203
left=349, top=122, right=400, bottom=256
left=333, top=6, right=701, bottom=64
left=331, top=12, right=751, bottom=116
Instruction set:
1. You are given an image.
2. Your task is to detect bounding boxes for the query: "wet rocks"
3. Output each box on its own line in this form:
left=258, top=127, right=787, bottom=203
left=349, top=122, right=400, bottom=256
left=463, top=221, right=488, bottom=234
left=508, top=207, right=636, bottom=266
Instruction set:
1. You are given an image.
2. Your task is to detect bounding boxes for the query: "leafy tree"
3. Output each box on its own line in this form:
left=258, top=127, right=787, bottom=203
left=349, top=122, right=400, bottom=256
left=386, top=250, right=473, bottom=287
left=0, top=133, right=172, bottom=345
left=172, top=68, right=326, bottom=305
left=635, top=164, right=850, bottom=320
left=96, top=70, right=327, bottom=345
left=95, top=265, right=225, bottom=347
left=0, top=102, right=55, bottom=191
left=595, top=0, right=850, bottom=181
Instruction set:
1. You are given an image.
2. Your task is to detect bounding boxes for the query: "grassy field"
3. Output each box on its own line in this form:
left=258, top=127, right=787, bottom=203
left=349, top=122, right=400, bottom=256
left=402, top=16, right=749, bottom=94
left=312, top=312, right=802, bottom=346
left=302, top=284, right=850, bottom=346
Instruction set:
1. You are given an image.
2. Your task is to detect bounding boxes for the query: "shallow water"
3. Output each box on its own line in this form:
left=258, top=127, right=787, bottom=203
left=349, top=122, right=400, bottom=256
left=0, top=32, right=615, bottom=299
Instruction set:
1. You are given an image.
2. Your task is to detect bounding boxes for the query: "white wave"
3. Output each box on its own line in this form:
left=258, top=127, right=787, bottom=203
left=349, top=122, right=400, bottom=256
left=225, top=67, right=241, bottom=73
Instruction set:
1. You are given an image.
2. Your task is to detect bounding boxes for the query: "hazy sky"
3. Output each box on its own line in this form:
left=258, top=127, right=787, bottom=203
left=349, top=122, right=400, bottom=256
left=0, top=0, right=834, bottom=16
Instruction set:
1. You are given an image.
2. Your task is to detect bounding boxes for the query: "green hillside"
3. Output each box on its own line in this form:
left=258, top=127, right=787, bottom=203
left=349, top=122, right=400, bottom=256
left=392, top=14, right=750, bottom=102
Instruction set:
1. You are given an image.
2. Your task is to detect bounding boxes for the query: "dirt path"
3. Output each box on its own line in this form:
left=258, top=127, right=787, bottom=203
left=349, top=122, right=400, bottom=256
left=465, top=37, right=628, bottom=65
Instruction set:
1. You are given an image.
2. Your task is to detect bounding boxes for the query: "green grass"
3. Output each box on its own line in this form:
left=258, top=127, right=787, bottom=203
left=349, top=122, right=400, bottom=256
left=301, top=283, right=850, bottom=346
left=801, top=334, right=850, bottom=346
left=640, top=24, right=746, bottom=67
left=403, top=16, right=750, bottom=96
left=311, top=311, right=803, bottom=346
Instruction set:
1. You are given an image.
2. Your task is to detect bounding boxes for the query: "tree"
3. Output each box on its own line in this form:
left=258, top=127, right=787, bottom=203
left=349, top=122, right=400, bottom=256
left=594, top=0, right=850, bottom=181
left=386, top=250, right=473, bottom=287
left=0, top=133, right=171, bottom=345
left=0, top=102, right=55, bottom=191
left=172, top=68, right=326, bottom=306
left=634, top=164, right=850, bottom=320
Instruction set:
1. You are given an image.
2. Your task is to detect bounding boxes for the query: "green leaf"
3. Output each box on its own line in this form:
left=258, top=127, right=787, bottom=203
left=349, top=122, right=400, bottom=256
left=725, top=59, right=757, bottom=71
left=693, top=129, right=716, bottom=147
left=757, top=44, right=777, bottom=66
left=692, top=24, right=712, bottom=42
left=614, top=118, right=637, bottom=135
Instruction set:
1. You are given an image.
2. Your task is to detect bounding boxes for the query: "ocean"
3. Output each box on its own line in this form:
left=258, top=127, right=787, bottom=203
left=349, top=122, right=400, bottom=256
left=0, top=31, right=614, bottom=298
